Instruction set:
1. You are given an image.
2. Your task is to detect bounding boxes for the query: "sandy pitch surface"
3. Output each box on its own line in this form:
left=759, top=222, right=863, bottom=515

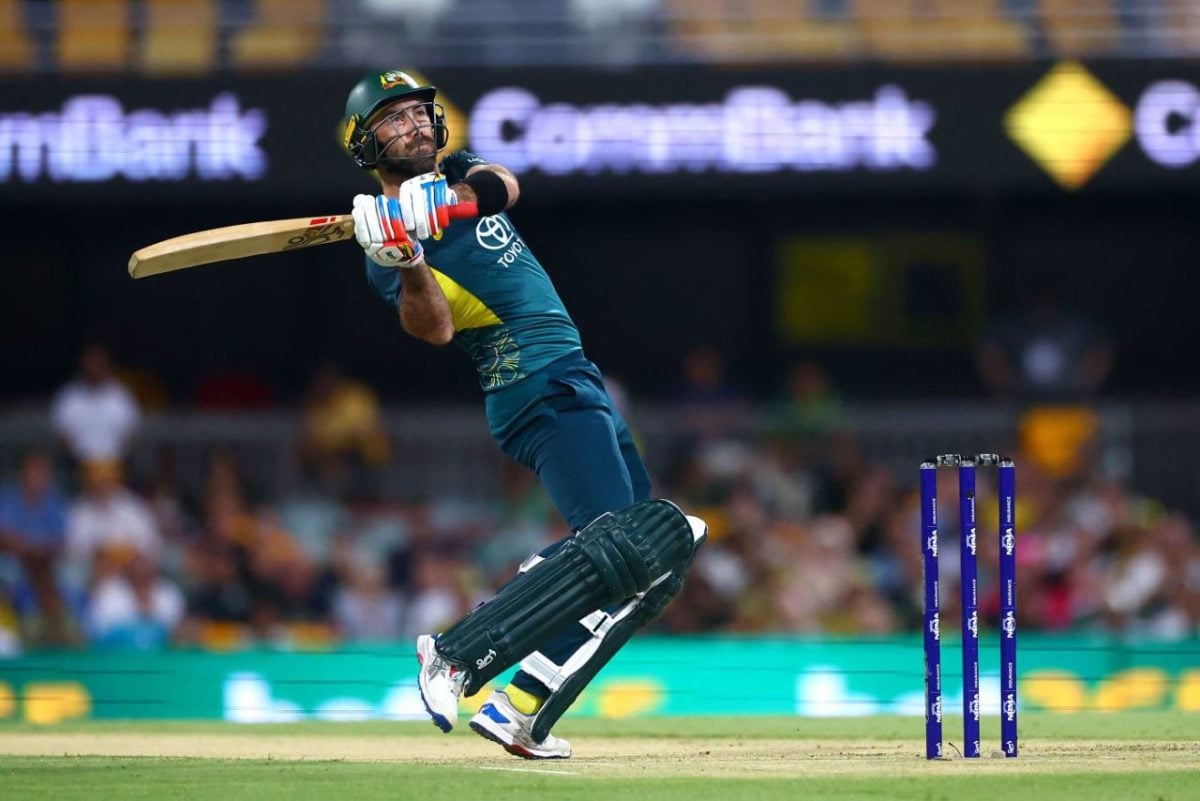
left=1, top=733, right=1197, bottom=778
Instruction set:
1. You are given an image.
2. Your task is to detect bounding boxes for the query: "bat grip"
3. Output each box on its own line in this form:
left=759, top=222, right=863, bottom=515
left=448, top=202, right=479, bottom=220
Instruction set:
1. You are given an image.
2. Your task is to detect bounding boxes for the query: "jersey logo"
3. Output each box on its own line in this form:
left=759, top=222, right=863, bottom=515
left=471, top=330, right=523, bottom=390
left=475, top=215, right=516, bottom=251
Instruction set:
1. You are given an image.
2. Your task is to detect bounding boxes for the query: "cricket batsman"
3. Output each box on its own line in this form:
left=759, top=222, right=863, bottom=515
left=342, top=70, right=707, bottom=759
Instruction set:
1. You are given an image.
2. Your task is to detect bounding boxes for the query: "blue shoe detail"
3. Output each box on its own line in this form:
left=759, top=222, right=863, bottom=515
left=479, top=703, right=510, bottom=725
left=420, top=687, right=453, bottom=732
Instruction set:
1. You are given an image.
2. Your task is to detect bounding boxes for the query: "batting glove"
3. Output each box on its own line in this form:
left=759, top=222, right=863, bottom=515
left=352, top=194, right=425, bottom=268
left=397, top=172, right=457, bottom=241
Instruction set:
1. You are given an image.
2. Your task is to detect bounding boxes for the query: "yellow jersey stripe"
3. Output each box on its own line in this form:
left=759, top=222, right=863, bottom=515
left=428, top=265, right=502, bottom=330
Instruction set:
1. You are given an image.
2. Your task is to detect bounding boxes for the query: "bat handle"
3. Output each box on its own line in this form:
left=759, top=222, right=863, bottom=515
left=447, top=202, right=479, bottom=220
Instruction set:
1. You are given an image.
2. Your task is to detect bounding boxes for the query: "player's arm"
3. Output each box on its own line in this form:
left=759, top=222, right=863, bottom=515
left=394, top=162, right=517, bottom=242
left=398, top=265, right=454, bottom=345
left=451, top=163, right=520, bottom=213
left=352, top=194, right=454, bottom=346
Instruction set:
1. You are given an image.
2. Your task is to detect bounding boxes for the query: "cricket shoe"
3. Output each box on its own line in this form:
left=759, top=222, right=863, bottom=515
left=416, top=634, right=467, bottom=732
left=469, top=691, right=573, bottom=759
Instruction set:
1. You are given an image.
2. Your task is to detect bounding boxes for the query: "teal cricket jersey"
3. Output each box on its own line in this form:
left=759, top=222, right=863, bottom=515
left=365, top=150, right=584, bottom=436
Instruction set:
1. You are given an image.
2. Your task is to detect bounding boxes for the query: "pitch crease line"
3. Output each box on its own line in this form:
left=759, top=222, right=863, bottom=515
left=477, top=765, right=580, bottom=776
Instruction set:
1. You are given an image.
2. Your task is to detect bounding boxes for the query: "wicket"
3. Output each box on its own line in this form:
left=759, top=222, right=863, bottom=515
left=920, top=453, right=1018, bottom=760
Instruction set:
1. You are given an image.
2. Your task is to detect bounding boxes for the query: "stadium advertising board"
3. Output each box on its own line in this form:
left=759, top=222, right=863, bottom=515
left=3, top=63, right=1200, bottom=202
left=1, top=636, right=1197, bottom=723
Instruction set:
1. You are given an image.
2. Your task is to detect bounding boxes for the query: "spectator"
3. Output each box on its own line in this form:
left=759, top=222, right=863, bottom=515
left=476, top=461, right=559, bottom=580
left=246, top=516, right=331, bottom=632
left=676, top=344, right=745, bottom=409
left=976, top=286, right=1113, bottom=403
left=1154, top=515, right=1200, bottom=638
left=764, top=516, right=862, bottom=632
left=200, top=463, right=332, bottom=641
left=142, top=446, right=196, bottom=547
left=1102, top=521, right=1169, bottom=633
left=0, top=450, right=75, bottom=644
left=51, top=344, right=141, bottom=466
left=86, top=554, right=184, bottom=649
left=772, top=361, right=842, bottom=443
left=183, top=542, right=252, bottom=626
left=359, top=0, right=453, bottom=37
left=401, top=547, right=480, bottom=638
left=842, top=466, right=897, bottom=557
left=569, top=0, right=658, bottom=65
left=676, top=482, right=760, bottom=631
left=65, top=460, right=161, bottom=585
left=298, top=364, right=392, bottom=501
left=0, top=591, right=18, bottom=655
left=810, top=431, right=869, bottom=516
left=333, top=557, right=404, bottom=641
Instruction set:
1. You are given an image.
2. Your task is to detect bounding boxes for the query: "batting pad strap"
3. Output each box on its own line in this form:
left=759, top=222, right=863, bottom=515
left=433, top=499, right=695, bottom=695
left=519, top=629, right=607, bottom=693
left=528, top=525, right=706, bottom=744
left=518, top=593, right=644, bottom=692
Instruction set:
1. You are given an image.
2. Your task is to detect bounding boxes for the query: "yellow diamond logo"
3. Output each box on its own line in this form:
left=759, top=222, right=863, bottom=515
left=1005, top=61, right=1132, bottom=190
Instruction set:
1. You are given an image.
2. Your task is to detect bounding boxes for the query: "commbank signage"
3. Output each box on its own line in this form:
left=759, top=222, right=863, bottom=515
left=0, top=93, right=266, bottom=183
left=1003, top=60, right=1200, bottom=189
left=2, top=65, right=1199, bottom=202
left=468, top=85, right=936, bottom=175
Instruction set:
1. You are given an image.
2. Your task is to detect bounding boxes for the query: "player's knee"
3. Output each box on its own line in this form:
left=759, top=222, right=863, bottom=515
left=569, top=499, right=704, bottom=600
left=520, top=500, right=706, bottom=596
left=572, top=513, right=654, bottom=599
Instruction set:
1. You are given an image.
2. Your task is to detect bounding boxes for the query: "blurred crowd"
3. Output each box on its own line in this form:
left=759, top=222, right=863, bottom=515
left=1, top=343, right=1198, bottom=656
left=14, top=0, right=1198, bottom=75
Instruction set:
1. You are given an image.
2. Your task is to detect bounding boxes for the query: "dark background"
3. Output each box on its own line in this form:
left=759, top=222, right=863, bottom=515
left=3, top=65, right=1198, bottom=404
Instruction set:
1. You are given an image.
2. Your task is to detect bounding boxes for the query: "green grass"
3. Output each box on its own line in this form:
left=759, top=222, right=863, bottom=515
left=1, top=713, right=1198, bottom=801
left=1, top=759, right=1198, bottom=801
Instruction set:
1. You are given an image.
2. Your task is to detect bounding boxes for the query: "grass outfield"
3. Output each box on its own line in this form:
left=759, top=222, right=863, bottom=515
left=1, top=713, right=1198, bottom=801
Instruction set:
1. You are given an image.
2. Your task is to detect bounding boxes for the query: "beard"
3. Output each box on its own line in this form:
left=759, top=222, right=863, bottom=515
left=378, top=154, right=438, bottom=178
left=376, top=134, right=439, bottom=177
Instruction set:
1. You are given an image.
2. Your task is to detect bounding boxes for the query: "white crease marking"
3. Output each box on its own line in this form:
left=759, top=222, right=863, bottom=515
left=477, top=765, right=580, bottom=776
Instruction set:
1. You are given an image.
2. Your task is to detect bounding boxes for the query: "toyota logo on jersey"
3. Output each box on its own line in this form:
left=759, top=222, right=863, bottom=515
left=476, top=215, right=515, bottom=251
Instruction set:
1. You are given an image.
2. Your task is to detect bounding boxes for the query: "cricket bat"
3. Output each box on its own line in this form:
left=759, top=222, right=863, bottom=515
left=128, top=202, right=479, bottom=279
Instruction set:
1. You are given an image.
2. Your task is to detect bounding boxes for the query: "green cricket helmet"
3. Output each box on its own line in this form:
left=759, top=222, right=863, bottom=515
left=342, top=69, right=449, bottom=169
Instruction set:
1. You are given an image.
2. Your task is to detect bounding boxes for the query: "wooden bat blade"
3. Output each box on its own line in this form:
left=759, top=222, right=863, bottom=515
left=128, top=215, right=355, bottom=278
left=127, top=202, right=478, bottom=279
